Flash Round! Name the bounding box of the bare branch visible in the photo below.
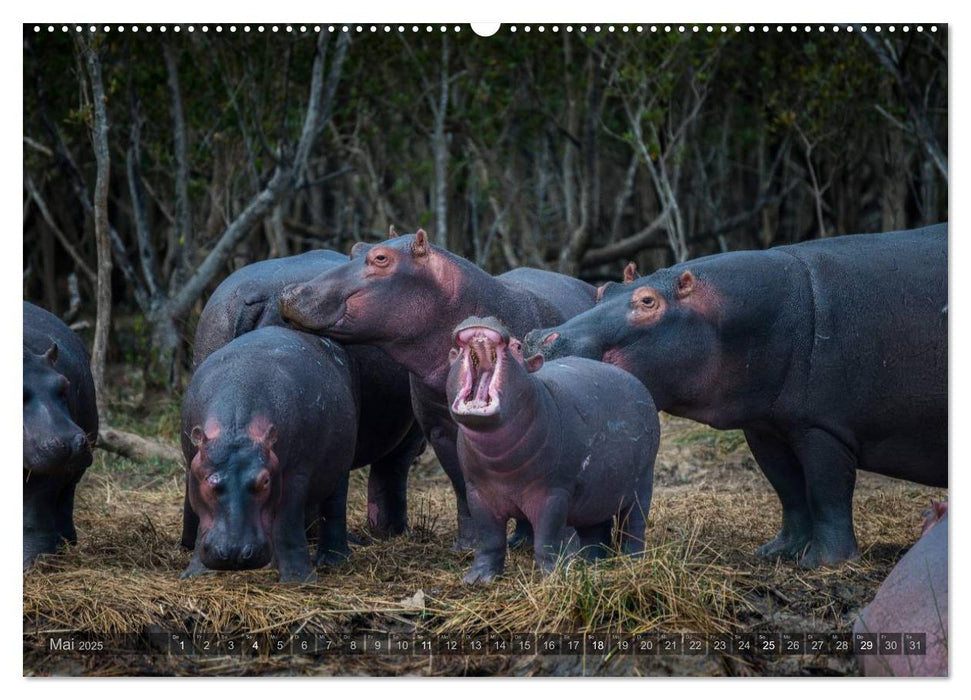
[167,32,349,320]
[24,172,96,283]
[163,43,195,283]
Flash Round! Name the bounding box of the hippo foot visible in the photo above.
[462,566,501,585]
[315,548,350,570]
[179,560,212,579]
[278,567,318,584]
[796,540,860,569]
[755,532,812,560]
[367,527,406,541]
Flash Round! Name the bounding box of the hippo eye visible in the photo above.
[206,473,224,493]
[640,296,657,308]
[372,253,389,266]
[252,473,271,493]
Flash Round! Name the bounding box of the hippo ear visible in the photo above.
[412,229,429,257]
[250,423,278,449]
[388,224,399,239]
[623,262,638,284]
[675,270,695,299]
[44,343,58,365]
[350,241,371,259]
[263,425,278,448]
[189,425,207,448]
[448,348,460,365]
[596,283,612,303]
[525,353,545,374]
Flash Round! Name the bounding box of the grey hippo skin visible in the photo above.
[445,316,658,583]
[23,301,98,569]
[278,229,596,550]
[184,249,424,551]
[526,225,947,568]
[853,502,948,676]
[182,326,366,583]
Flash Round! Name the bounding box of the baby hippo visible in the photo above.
[181,326,359,583]
[446,316,659,583]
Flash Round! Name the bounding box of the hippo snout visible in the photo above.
[524,329,561,358]
[279,283,307,313]
[31,431,90,467]
[201,538,271,571]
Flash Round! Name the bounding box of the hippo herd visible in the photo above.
[23,223,948,674]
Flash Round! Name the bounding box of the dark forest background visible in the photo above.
[23,26,948,391]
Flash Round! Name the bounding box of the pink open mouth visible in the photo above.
[452,326,506,417]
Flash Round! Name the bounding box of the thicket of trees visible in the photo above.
[23,26,947,386]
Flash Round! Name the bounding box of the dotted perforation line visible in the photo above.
[31,24,941,35]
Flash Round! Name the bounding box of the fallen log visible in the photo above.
[98,427,182,463]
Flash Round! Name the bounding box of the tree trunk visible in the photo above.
[78,34,113,424]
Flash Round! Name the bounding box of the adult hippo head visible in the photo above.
[279,228,452,346]
[23,344,92,475]
[525,265,725,420]
[186,419,280,571]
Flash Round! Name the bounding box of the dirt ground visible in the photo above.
[23,381,946,677]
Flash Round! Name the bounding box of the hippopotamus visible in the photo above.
[445,317,658,583]
[279,228,597,549]
[23,301,98,569]
[526,225,947,568]
[182,326,367,583]
[853,502,948,676]
[185,249,424,548]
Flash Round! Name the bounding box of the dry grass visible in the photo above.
[23,397,946,677]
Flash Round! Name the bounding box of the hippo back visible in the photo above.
[193,250,348,366]
[182,326,359,465]
[23,301,98,441]
[496,267,596,325]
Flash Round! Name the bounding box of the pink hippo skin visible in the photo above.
[445,316,659,583]
[279,228,596,550]
[852,502,948,676]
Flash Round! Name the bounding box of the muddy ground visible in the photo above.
[23,379,945,677]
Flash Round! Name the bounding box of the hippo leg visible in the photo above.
[180,551,211,579]
[23,491,60,570]
[746,429,814,560]
[53,475,81,546]
[462,486,507,584]
[428,428,477,551]
[316,474,351,569]
[180,488,199,550]
[272,477,317,584]
[617,472,653,557]
[792,428,859,568]
[367,425,424,537]
[576,521,612,561]
[532,492,572,575]
[508,520,534,550]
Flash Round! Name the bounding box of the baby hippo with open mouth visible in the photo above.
[446,316,660,583]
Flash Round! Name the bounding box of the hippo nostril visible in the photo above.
[42,437,66,456]
[239,544,254,561]
[71,434,88,454]
[215,544,231,561]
